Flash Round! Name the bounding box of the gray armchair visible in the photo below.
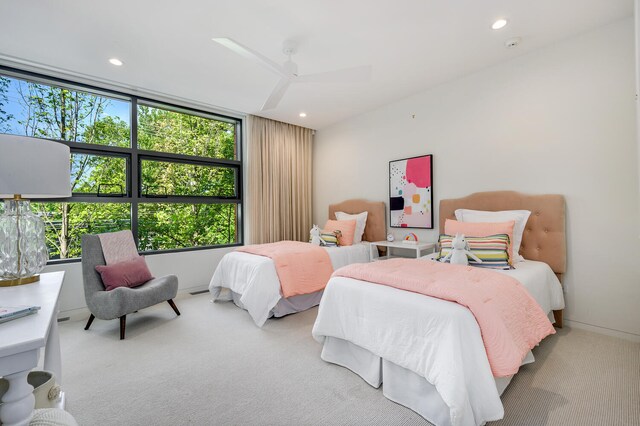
[81,234,180,340]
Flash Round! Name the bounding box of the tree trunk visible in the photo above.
[59,203,71,259]
[227,205,233,243]
[59,90,67,140]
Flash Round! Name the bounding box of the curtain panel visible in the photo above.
[248,116,313,244]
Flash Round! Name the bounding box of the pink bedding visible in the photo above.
[237,241,333,298]
[333,258,555,377]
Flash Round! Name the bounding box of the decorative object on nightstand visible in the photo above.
[0,134,71,287]
[402,232,419,245]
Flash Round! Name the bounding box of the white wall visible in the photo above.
[636,1,640,235]
[313,19,640,339]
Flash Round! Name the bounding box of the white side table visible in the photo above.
[0,271,65,426]
[369,241,436,261]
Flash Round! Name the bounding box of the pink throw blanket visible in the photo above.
[237,241,333,298]
[98,230,139,265]
[333,258,555,377]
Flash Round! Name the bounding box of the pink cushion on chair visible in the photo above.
[95,256,154,291]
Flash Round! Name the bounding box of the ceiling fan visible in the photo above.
[212,38,372,111]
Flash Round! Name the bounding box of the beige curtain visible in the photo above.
[248,115,313,244]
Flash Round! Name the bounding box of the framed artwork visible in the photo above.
[389,154,433,229]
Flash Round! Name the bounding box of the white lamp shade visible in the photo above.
[0,134,71,199]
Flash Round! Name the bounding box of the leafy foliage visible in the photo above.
[138,105,236,159]
[0,75,239,259]
[142,161,235,197]
[0,77,12,132]
[138,203,236,251]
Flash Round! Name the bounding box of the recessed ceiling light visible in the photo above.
[109,58,123,66]
[492,19,508,30]
[299,112,307,118]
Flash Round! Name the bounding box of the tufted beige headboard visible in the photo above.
[439,191,566,281]
[329,199,386,243]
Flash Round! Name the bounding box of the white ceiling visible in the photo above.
[0,0,633,129]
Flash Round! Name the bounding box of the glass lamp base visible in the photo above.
[0,199,49,282]
[0,274,40,287]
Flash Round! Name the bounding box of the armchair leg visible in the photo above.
[84,314,95,330]
[120,315,127,340]
[167,299,181,316]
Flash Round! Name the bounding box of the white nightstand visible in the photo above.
[369,240,437,261]
[0,272,66,425]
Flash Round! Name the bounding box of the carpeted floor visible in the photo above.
[58,293,640,426]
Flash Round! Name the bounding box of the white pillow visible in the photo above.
[454,209,531,262]
[335,211,368,244]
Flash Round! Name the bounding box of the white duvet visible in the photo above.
[209,243,371,326]
[312,259,564,426]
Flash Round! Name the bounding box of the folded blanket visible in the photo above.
[237,241,333,298]
[333,258,555,377]
[97,230,139,265]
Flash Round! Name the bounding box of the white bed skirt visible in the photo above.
[226,288,324,318]
[210,243,372,326]
[321,337,518,426]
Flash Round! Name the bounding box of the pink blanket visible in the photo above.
[98,230,139,265]
[333,258,555,377]
[237,241,333,298]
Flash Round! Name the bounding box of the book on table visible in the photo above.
[0,305,41,324]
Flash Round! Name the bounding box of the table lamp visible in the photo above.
[0,134,71,286]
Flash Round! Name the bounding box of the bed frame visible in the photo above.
[328,199,387,243]
[439,191,566,327]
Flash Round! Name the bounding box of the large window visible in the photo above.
[0,69,242,261]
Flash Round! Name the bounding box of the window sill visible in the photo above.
[45,242,244,265]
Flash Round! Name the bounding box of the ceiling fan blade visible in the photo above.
[261,77,291,111]
[212,37,286,76]
[296,65,372,84]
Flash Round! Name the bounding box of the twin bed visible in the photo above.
[209,191,566,426]
[209,199,386,326]
[313,191,566,426]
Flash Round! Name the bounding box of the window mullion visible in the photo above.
[131,97,140,248]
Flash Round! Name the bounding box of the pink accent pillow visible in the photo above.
[323,219,357,246]
[95,256,154,291]
[444,219,516,264]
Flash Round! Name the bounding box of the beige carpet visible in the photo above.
[58,293,640,425]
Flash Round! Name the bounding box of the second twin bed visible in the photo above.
[209,199,386,326]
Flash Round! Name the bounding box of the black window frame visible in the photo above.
[0,66,244,264]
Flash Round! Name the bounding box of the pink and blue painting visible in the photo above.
[389,154,433,229]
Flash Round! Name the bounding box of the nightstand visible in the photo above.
[369,241,436,261]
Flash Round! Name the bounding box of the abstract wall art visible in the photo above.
[389,154,433,229]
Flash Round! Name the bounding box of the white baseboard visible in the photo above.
[57,306,92,322]
[565,319,640,343]
[57,285,211,321]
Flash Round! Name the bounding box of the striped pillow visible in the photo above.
[320,232,339,247]
[310,231,340,246]
[438,234,511,270]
